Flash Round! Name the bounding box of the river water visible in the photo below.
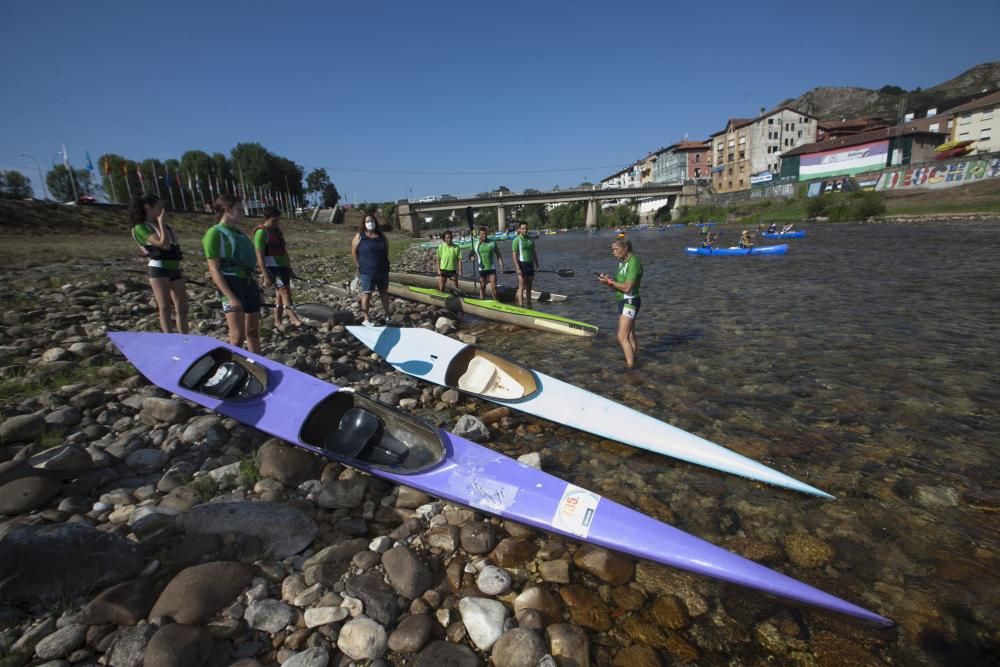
[463,222,999,664]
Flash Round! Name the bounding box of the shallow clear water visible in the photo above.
[468,222,1000,663]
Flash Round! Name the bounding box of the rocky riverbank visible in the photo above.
[0,244,892,667]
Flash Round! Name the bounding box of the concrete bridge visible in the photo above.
[395,183,696,235]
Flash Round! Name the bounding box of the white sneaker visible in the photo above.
[362,319,375,328]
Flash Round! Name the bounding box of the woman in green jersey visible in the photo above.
[203,193,261,353]
[254,206,303,328]
[511,221,540,307]
[470,225,506,299]
[436,230,464,292]
[597,238,642,368]
[129,194,189,334]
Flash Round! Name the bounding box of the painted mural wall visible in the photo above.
[799,140,890,181]
[876,155,1000,191]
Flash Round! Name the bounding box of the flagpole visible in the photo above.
[164,165,176,209]
[104,159,117,203]
[177,172,187,210]
[61,144,79,202]
[151,163,162,198]
[123,164,133,199]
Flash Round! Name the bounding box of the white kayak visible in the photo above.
[347,326,833,498]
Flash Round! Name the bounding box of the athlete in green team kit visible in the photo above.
[598,238,643,368]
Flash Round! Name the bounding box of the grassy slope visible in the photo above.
[0,200,417,274]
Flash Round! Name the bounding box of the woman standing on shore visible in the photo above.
[511,221,540,307]
[471,225,506,299]
[129,194,189,334]
[203,193,261,352]
[597,238,642,368]
[351,213,393,326]
[254,206,304,328]
[436,230,463,292]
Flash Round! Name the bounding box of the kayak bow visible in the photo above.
[388,271,568,303]
[346,326,833,498]
[107,332,891,626]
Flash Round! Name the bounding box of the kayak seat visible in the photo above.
[325,407,407,466]
[457,356,498,395]
[201,362,250,398]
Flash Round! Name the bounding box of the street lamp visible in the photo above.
[19,154,48,200]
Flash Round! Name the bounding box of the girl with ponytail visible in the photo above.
[129,193,189,333]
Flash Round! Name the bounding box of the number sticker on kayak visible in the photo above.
[552,484,601,538]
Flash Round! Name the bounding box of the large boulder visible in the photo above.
[144,623,214,667]
[183,501,318,559]
[382,546,435,599]
[258,438,321,486]
[0,523,144,604]
[148,561,254,624]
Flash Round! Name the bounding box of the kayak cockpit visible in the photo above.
[299,391,445,474]
[180,348,267,401]
[445,347,538,402]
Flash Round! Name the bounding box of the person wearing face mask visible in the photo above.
[351,213,393,326]
[203,193,261,352]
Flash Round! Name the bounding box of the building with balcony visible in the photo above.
[948,90,1000,155]
[650,141,710,183]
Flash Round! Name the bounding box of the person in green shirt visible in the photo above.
[436,230,464,292]
[470,225,506,299]
[597,238,643,368]
[254,206,303,328]
[129,194,189,334]
[203,193,261,353]
[511,221,540,307]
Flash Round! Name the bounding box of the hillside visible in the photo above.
[780,62,1000,120]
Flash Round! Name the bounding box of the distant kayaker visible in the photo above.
[471,225,506,299]
[204,193,261,353]
[597,238,642,369]
[511,221,540,307]
[767,223,778,233]
[781,222,796,233]
[739,229,757,249]
[702,231,720,249]
[254,206,304,328]
[351,213,393,327]
[436,230,464,292]
[129,193,189,334]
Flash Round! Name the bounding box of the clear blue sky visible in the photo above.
[1,0,997,202]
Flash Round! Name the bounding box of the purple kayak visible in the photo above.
[107,332,892,626]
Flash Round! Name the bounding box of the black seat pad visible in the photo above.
[201,362,249,398]
[325,408,384,458]
[180,356,216,390]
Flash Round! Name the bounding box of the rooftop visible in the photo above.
[782,127,945,157]
[946,90,1000,116]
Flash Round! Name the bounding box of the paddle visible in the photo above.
[502,268,575,277]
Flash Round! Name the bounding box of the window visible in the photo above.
[738,137,746,145]
[728,139,735,148]
[768,118,774,125]
[738,151,745,159]
[929,123,939,132]
[982,109,994,120]
[959,132,970,139]
[798,130,802,138]
[727,154,734,163]
[739,179,744,187]
[695,154,700,162]
[716,142,724,150]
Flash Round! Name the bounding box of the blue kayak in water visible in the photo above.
[686,244,789,256]
[762,231,806,239]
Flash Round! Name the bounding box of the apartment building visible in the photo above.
[709,119,753,193]
[749,107,818,179]
[948,90,1000,155]
[650,141,710,183]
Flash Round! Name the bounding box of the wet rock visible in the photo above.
[460,521,496,554]
[441,389,460,404]
[337,616,387,661]
[0,473,61,514]
[491,538,537,567]
[427,524,460,552]
[611,644,660,667]
[414,640,481,667]
[259,438,320,487]
[105,624,156,667]
[559,585,611,632]
[492,628,546,667]
[726,537,785,566]
[539,559,571,584]
[620,615,669,649]
[141,397,193,424]
[517,452,542,469]
[611,585,645,612]
[388,613,433,654]
[573,545,634,585]
[481,407,510,424]
[352,549,380,569]
[34,624,87,660]
[396,485,432,509]
[662,632,699,663]
[29,445,91,479]
[382,545,435,599]
[180,415,225,445]
[183,500,318,559]
[245,599,296,633]
[0,522,143,603]
[80,578,157,626]
[1,414,45,443]
[453,415,489,441]
[477,565,512,595]
[515,587,562,626]
[783,534,834,568]
[547,623,590,667]
[304,606,348,628]
[459,597,510,650]
[343,571,399,626]
[144,623,213,667]
[281,647,330,667]
[315,477,367,509]
[914,485,960,508]
[651,595,690,630]
[148,561,254,624]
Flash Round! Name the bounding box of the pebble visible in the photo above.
[491,628,547,667]
[281,647,331,667]
[388,614,433,654]
[476,565,512,595]
[337,617,388,661]
[458,597,510,650]
[245,598,296,633]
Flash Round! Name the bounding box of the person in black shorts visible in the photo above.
[129,194,189,333]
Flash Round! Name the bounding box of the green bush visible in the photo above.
[849,191,886,219]
[806,195,828,218]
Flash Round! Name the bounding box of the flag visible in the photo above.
[103,158,110,175]
[136,163,144,183]
[85,152,95,174]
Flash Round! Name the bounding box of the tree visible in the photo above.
[518,203,548,228]
[230,143,271,189]
[46,165,92,202]
[1,170,33,199]
[99,154,135,204]
[306,168,331,205]
[212,153,233,191]
[321,183,340,208]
